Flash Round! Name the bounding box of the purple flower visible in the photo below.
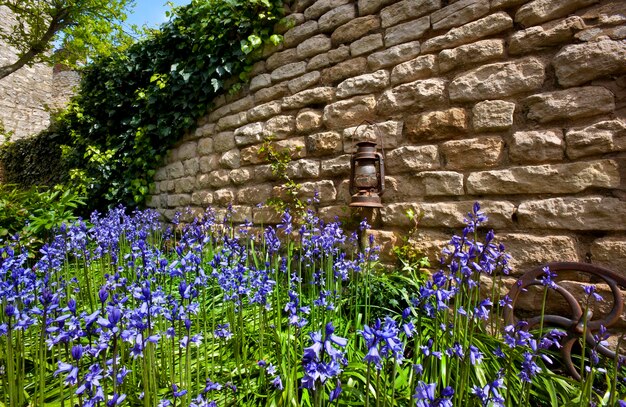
[539,266,557,289]
[583,285,603,302]
[329,379,342,402]
[413,382,454,407]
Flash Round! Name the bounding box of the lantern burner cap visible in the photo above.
[349,192,383,208]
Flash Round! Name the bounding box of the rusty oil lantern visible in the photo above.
[349,125,385,208]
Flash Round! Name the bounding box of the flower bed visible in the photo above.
[0,204,623,406]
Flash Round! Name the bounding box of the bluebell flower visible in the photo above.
[413,381,454,407]
[539,266,557,289]
[583,285,603,302]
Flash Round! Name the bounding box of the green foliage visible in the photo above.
[393,208,430,273]
[0,184,85,246]
[56,0,285,209]
[0,0,135,79]
[0,131,69,187]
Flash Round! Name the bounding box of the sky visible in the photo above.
[125,0,192,30]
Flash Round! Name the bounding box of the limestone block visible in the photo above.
[265,115,295,138]
[234,122,265,146]
[467,160,620,194]
[154,167,168,181]
[525,87,615,123]
[297,34,332,59]
[365,230,400,262]
[175,176,196,193]
[237,185,272,205]
[255,164,276,182]
[332,15,380,45]
[498,234,580,275]
[284,20,319,48]
[515,0,599,27]
[385,145,439,173]
[198,138,213,155]
[491,0,530,9]
[229,168,253,185]
[287,71,321,94]
[271,61,307,82]
[266,49,299,72]
[431,0,490,31]
[380,0,441,28]
[390,55,438,85]
[442,137,503,170]
[199,155,219,173]
[309,46,351,70]
[167,194,191,208]
[191,191,213,207]
[194,123,214,139]
[343,120,403,152]
[591,238,626,275]
[281,87,336,109]
[177,142,197,160]
[321,154,351,177]
[167,162,184,179]
[228,96,255,114]
[323,95,377,128]
[381,201,515,228]
[286,159,320,179]
[449,57,545,102]
[510,130,564,163]
[509,16,585,55]
[183,158,199,176]
[219,149,241,169]
[250,74,272,91]
[306,131,343,156]
[384,16,430,47]
[406,108,467,140]
[518,197,626,230]
[358,0,397,16]
[421,12,513,53]
[214,188,235,206]
[377,78,447,114]
[299,180,337,203]
[472,100,515,132]
[566,120,626,159]
[417,171,464,196]
[248,101,282,122]
[253,206,283,224]
[213,132,236,153]
[274,13,305,35]
[321,57,368,84]
[553,40,626,87]
[337,70,390,98]
[255,84,289,104]
[296,109,323,132]
[351,33,384,56]
[319,4,356,32]
[305,0,351,20]
[367,41,421,70]
[216,112,247,132]
[438,39,505,73]
[246,138,305,166]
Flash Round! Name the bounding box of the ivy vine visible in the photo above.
[52,0,285,208]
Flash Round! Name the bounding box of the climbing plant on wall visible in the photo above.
[53,0,284,208]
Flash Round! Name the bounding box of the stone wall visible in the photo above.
[0,6,80,140]
[148,0,626,276]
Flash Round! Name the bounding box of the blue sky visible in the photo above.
[125,0,191,30]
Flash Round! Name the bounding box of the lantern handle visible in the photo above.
[350,120,385,159]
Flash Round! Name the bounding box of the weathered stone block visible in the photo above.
[406,108,467,140]
[438,39,505,73]
[442,137,503,169]
[566,120,626,159]
[229,168,252,185]
[287,71,321,94]
[472,100,515,132]
[553,40,626,87]
[175,176,196,193]
[265,115,295,138]
[167,162,185,179]
[449,57,545,102]
[422,12,513,53]
[510,130,563,163]
[358,0,396,16]
[250,74,272,91]
[284,20,319,48]
[213,132,236,153]
[247,102,281,124]
[191,191,213,206]
[296,109,323,132]
[386,145,439,173]
[213,188,235,206]
[384,16,430,47]
[431,0,490,31]
[343,120,403,152]
[183,158,199,177]
[297,34,332,59]
[266,49,299,72]
[378,78,447,114]
[498,234,580,274]
[216,112,247,132]
[518,197,626,230]
[351,33,384,56]
[237,185,272,205]
[367,41,421,70]
[299,180,337,203]
[286,159,320,179]
[167,194,191,208]
[491,0,529,9]
[305,0,351,20]
[281,87,336,109]
[319,4,356,32]
[509,16,585,55]
[254,84,289,104]
[467,160,620,194]
[321,154,351,177]
[177,142,197,160]
[309,46,351,71]
[365,230,400,262]
[337,70,390,98]
[234,122,265,146]
[515,0,599,27]
[323,95,377,128]
[273,13,305,35]
[380,0,441,28]
[332,15,380,45]
[390,55,437,85]
[199,155,219,173]
[417,171,464,196]
[271,61,307,82]
[219,149,241,169]
[306,131,343,156]
[321,58,367,84]
[253,206,283,224]
[525,87,615,123]
[591,238,626,275]
[198,138,213,155]
[382,201,515,228]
